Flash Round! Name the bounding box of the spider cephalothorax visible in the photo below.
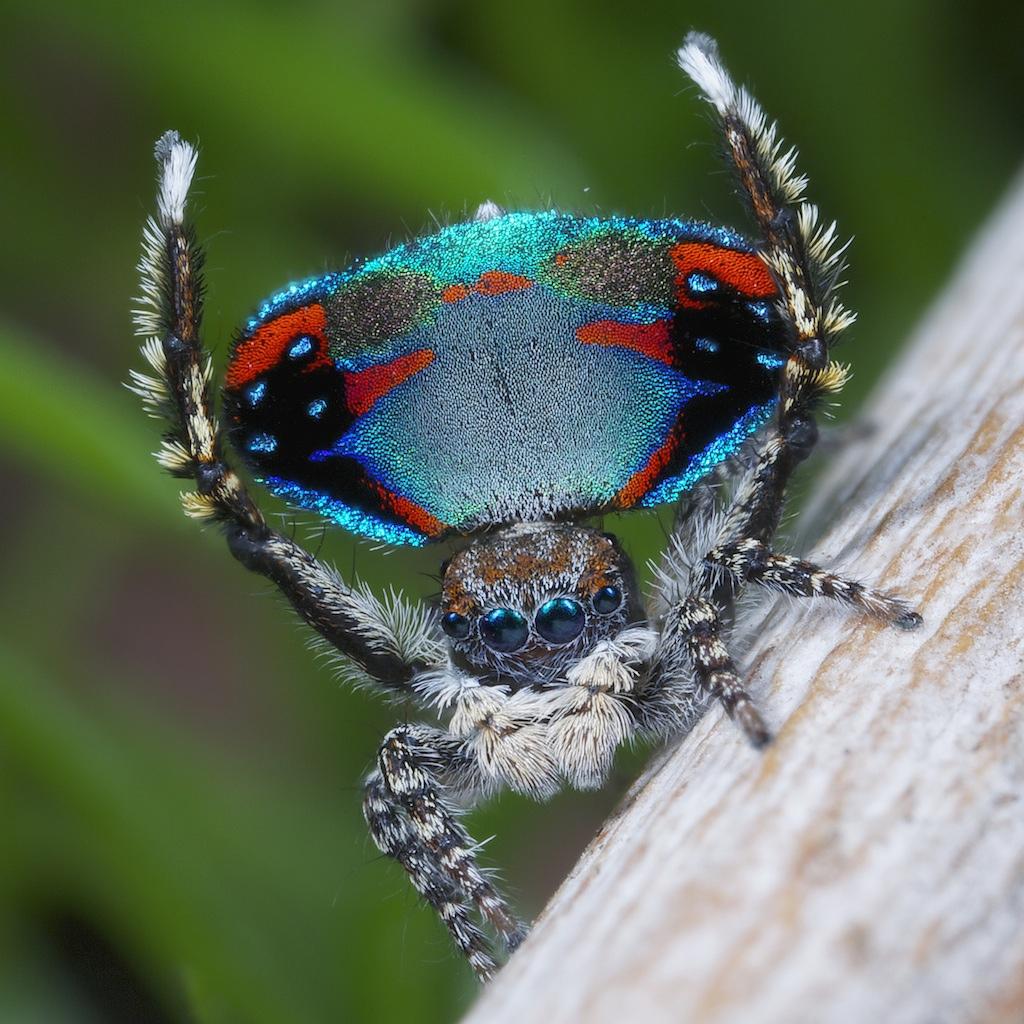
[439,523,642,688]
[132,33,919,980]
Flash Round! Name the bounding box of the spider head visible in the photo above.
[440,523,642,689]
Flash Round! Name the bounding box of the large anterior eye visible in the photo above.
[480,608,529,652]
[534,598,585,644]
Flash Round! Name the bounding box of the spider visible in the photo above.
[131,33,920,980]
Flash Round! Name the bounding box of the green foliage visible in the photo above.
[0,0,1020,1020]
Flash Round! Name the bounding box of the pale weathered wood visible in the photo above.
[463,170,1024,1024]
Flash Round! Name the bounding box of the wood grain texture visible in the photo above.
[462,171,1024,1024]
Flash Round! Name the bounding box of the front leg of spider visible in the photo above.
[133,31,920,984]
[132,134,523,976]
[364,725,527,980]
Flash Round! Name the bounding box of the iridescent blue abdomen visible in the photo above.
[223,211,787,545]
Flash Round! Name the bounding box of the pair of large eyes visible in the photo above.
[442,586,623,654]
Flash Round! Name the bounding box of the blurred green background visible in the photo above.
[1,1,1021,1021]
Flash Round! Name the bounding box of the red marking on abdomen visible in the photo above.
[379,488,445,538]
[225,304,330,389]
[614,431,679,508]
[442,271,534,303]
[344,348,435,417]
[577,319,673,365]
[474,270,533,295]
[670,242,776,309]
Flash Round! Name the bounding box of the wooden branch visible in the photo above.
[462,170,1024,1024]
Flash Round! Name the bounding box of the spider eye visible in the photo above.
[441,611,471,640]
[592,585,623,615]
[535,598,585,644]
[480,608,529,652]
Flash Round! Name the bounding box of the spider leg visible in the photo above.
[133,131,524,980]
[364,724,527,979]
[649,36,921,744]
[709,539,921,628]
[131,132,434,690]
[679,32,856,548]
